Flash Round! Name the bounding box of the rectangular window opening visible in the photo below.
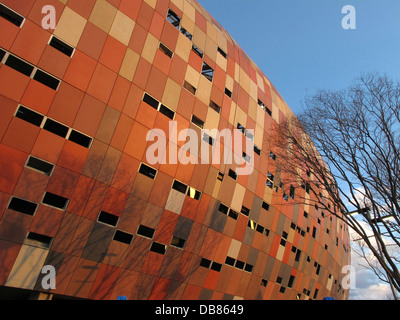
[228,209,238,220]
[210,262,222,272]
[137,225,155,239]
[42,192,69,210]
[201,62,214,82]
[15,106,44,127]
[191,115,204,129]
[269,151,277,161]
[225,256,235,266]
[159,104,175,119]
[228,169,237,180]
[97,211,119,227]
[217,172,224,181]
[261,279,268,287]
[170,236,186,249]
[241,206,250,216]
[159,42,173,58]
[218,203,229,215]
[202,133,214,146]
[254,145,261,156]
[200,258,211,268]
[192,44,203,58]
[43,118,69,138]
[183,80,196,95]
[26,232,52,248]
[224,87,232,98]
[33,69,60,90]
[49,36,74,57]
[150,241,167,255]
[235,260,245,270]
[68,130,92,148]
[187,187,201,200]
[26,156,54,176]
[143,93,159,110]
[113,230,133,244]
[0,48,5,62]
[5,55,34,76]
[8,197,37,216]
[180,26,192,40]
[217,47,227,58]
[256,224,265,234]
[262,201,270,211]
[209,100,221,114]
[0,4,24,27]
[166,9,180,28]
[172,180,188,194]
[244,263,253,273]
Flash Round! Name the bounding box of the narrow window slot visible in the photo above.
[244,263,253,273]
[228,169,237,180]
[191,115,204,129]
[5,55,34,76]
[138,163,157,179]
[237,123,245,134]
[201,62,214,82]
[26,156,54,176]
[113,230,133,244]
[143,93,159,109]
[0,48,5,62]
[242,152,250,163]
[97,211,119,227]
[209,100,221,114]
[170,236,186,248]
[210,262,222,272]
[254,145,261,156]
[217,47,227,59]
[68,130,92,148]
[191,44,203,58]
[256,224,265,234]
[159,43,173,58]
[15,106,44,127]
[228,209,238,220]
[137,225,155,239]
[202,133,214,146]
[261,279,268,287]
[200,258,211,268]
[217,172,224,181]
[26,232,52,248]
[0,3,24,27]
[262,201,270,211]
[159,104,175,120]
[279,286,286,293]
[43,118,69,138]
[235,260,245,270]
[218,203,229,215]
[166,9,180,29]
[8,197,37,215]
[49,36,74,57]
[183,80,196,95]
[269,151,277,161]
[224,87,232,98]
[42,192,69,210]
[150,241,167,255]
[180,26,192,40]
[225,256,235,266]
[187,187,201,200]
[172,180,188,194]
[241,206,250,216]
[33,69,60,90]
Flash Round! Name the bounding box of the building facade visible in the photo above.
[0,0,350,300]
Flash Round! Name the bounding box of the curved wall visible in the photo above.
[0,0,350,300]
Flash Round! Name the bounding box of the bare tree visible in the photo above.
[272,73,400,299]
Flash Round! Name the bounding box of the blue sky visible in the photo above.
[199,0,400,299]
[200,0,400,115]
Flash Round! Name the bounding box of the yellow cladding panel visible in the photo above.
[231,183,245,212]
[119,48,140,81]
[109,11,135,46]
[54,7,87,47]
[6,245,49,290]
[89,0,117,33]
[162,78,181,111]
[141,33,159,64]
